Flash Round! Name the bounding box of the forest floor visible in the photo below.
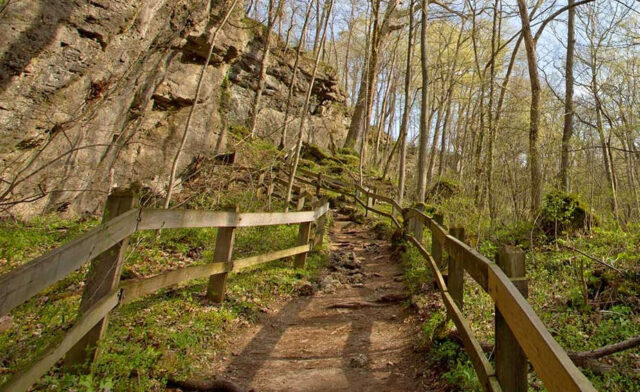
[205,213,445,392]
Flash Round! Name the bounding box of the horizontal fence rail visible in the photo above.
[0,209,139,317]
[405,209,595,392]
[119,244,312,304]
[0,186,329,392]
[290,169,597,392]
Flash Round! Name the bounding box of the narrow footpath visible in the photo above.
[211,213,437,391]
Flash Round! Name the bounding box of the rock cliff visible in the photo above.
[0,0,349,218]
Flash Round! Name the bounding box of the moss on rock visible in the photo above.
[540,190,596,237]
[301,142,330,162]
[337,147,359,158]
[426,179,461,203]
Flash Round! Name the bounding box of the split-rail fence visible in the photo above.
[295,167,597,392]
[0,163,600,392]
[0,187,329,392]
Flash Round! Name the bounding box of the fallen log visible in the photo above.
[559,243,624,274]
[567,335,640,361]
[470,334,640,377]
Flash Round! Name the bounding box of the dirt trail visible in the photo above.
[212,214,435,391]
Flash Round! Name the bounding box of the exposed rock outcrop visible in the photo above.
[0,0,349,218]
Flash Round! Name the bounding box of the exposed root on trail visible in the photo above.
[167,377,244,391]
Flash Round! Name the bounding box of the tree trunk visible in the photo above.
[426,103,442,187]
[344,0,380,151]
[343,1,355,106]
[516,0,543,214]
[398,0,415,205]
[285,0,334,210]
[416,0,430,202]
[588,17,620,221]
[559,0,575,191]
[344,0,400,151]
[374,47,398,165]
[249,0,283,139]
[279,0,314,149]
[485,0,501,221]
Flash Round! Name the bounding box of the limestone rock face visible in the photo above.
[0,0,348,218]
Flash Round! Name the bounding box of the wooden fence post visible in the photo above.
[312,199,327,247]
[65,187,137,369]
[413,204,425,242]
[431,213,444,265]
[206,208,237,303]
[495,245,528,392]
[316,173,322,197]
[448,227,465,309]
[267,167,276,210]
[295,221,312,268]
[293,184,303,210]
[296,194,306,211]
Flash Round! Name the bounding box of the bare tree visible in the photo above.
[164,0,239,209]
[559,0,576,191]
[249,0,285,139]
[416,0,430,202]
[284,0,334,210]
[398,0,415,205]
[279,0,314,149]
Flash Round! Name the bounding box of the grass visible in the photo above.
[383,197,640,391]
[0,215,100,274]
[0,211,329,391]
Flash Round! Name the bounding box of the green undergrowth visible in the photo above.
[399,237,482,391]
[0,211,330,390]
[0,215,100,274]
[414,196,640,391]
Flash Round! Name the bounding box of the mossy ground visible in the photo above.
[0,141,332,392]
[347,188,639,391]
[0,213,329,390]
[397,198,640,392]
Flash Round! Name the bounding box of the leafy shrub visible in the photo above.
[229,124,249,137]
[426,179,462,203]
[539,190,595,238]
[372,221,394,240]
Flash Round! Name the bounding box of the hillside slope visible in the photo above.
[0,0,348,218]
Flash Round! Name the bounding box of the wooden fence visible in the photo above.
[0,188,329,392]
[297,169,597,392]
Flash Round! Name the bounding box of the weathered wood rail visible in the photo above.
[0,188,329,392]
[295,169,597,392]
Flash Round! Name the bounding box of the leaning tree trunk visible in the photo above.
[559,0,575,191]
[249,0,283,138]
[279,0,314,149]
[164,0,239,209]
[284,0,334,211]
[343,0,381,151]
[397,0,415,205]
[516,0,543,214]
[416,0,430,202]
[343,0,355,105]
